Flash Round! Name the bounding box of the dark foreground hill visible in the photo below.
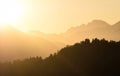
[0,39,120,76]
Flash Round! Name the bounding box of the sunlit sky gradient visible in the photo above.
[0,0,120,33]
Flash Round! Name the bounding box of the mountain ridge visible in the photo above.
[0,20,120,61]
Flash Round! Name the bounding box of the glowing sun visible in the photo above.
[0,0,24,25]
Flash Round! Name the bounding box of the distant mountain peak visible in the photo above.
[66,20,111,33]
[88,20,110,26]
[92,19,106,23]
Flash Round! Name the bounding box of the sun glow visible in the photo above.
[0,0,24,25]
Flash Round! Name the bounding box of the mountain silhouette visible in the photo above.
[0,39,120,76]
[0,25,64,61]
[0,20,120,61]
[58,20,120,44]
[32,20,120,45]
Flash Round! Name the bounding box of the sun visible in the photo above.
[0,0,24,25]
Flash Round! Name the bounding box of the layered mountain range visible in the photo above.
[0,20,120,61]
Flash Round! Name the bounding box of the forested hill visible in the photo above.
[0,39,120,76]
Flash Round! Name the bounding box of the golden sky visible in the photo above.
[0,0,120,33]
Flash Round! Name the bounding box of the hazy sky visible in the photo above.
[1,0,120,33]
